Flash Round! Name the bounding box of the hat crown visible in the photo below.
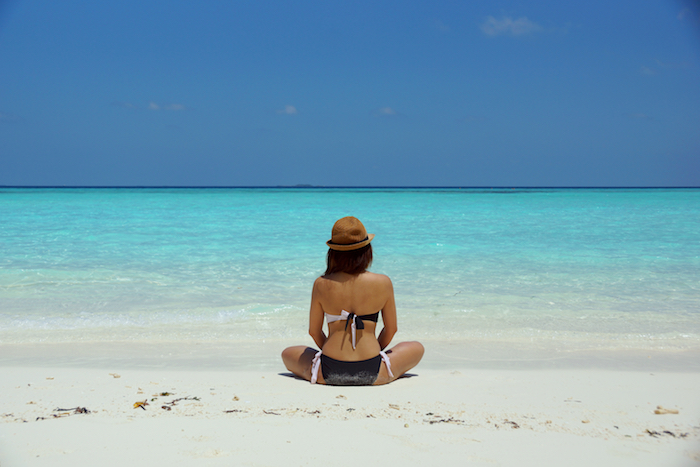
[326,217,375,251]
[331,217,367,245]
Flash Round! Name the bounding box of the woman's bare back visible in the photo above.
[311,272,396,361]
[315,271,391,316]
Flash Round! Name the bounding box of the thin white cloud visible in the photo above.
[678,8,690,20]
[375,107,397,116]
[147,102,185,111]
[481,16,542,36]
[655,58,692,70]
[277,105,298,115]
[433,19,450,32]
[640,66,656,75]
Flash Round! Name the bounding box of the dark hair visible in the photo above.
[325,244,373,275]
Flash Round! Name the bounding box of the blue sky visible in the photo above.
[1,0,699,186]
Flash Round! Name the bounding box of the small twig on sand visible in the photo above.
[54,407,90,414]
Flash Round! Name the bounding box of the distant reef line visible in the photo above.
[1,185,698,190]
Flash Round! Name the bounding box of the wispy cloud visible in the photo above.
[677,6,700,23]
[627,112,652,120]
[655,58,692,70]
[481,16,542,36]
[374,107,397,117]
[113,101,186,111]
[146,102,186,111]
[638,59,695,77]
[277,105,298,115]
[433,19,450,32]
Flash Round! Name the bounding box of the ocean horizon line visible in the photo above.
[1,185,699,190]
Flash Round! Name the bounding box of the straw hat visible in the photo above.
[326,217,375,251]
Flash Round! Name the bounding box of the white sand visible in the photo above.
[1,342,699,466]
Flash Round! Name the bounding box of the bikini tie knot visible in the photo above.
[344,313,365,331]
[344,312,364,349]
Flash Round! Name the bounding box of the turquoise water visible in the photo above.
[1,188,699,352]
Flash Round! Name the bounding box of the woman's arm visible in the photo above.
[308,278,327,349]
[377,277,398,350]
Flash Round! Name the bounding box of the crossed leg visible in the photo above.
[281,345,319,382]
[374,341,424,385]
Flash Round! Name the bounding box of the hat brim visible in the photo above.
[326,233,375,251]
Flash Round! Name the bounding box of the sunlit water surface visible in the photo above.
[1,188,698,355]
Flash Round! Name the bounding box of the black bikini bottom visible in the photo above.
[321,354,382,386]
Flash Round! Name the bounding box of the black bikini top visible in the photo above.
[324,311,379,325]
[358,312,379,322]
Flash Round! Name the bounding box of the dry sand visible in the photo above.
[1,341,699,466]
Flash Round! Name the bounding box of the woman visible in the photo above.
[282,216,424,385]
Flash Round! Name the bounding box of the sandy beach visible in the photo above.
[1,341,698,467]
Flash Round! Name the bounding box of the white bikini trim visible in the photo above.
[382,351,394,378]
[326,310,356,348]
[310,350,323,384]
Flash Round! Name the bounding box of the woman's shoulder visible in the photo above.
[315,271,392,286]
[356,272,393,291]
[313,275,331,290]
[361,271,392,283]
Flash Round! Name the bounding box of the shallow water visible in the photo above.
[1,188,698,353]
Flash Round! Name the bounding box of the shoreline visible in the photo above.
[2,340,699,372]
